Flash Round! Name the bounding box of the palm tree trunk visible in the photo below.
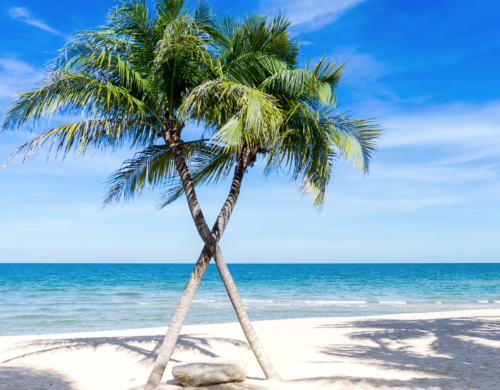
[169,142,282,381]
[212,244,282,380]
[145,158,246,390]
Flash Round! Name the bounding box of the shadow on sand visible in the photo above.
[0,366,73,390]
[2,333,250,366]
[315,315,500,389]
[1,334,251,389]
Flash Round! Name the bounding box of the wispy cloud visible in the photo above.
[332,101,500,214]
[334,47,389,83]
[261,0,365,33]
[380,101,500,151]
[326,47,408,108]
[0,57,42,101]
[9,7,66,37]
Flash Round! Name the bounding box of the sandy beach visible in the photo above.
[1,309,499,390]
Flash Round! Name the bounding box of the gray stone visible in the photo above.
[172,361,247,387]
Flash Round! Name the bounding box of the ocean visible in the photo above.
[1,263,499,336]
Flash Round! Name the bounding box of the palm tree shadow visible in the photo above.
[2,333,250,366]
[315,315,500,389]
[0,366,74,389]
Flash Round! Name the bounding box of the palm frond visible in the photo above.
[2,71,158,131]
[2,119,156,168]
[328,115,380,173]
[103,139,215,206]
[181,79,283,146]
[157,143,237,208]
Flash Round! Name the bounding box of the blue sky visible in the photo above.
[0,0,499,263]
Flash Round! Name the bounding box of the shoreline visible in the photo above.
[1,308,500,389]
[2,307,499,340]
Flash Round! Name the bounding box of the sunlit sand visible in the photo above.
[1,309,499,389]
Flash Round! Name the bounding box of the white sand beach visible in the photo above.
[1,309,499,390]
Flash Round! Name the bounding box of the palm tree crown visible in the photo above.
[2,0,378,211]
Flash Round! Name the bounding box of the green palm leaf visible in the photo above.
[2,119,157,168]
[157,143,237,208]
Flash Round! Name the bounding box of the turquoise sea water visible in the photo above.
[1,263,500,336]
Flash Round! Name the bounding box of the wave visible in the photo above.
[193,299,217,303]
[299,300,367,306]
[192,299,368,306]
[379,301,407,304]
[242,299,274,303]
[116,293,141,297]
[175,299,371,307]
[8,314,62,319]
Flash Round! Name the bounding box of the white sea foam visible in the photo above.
[435,302,442,304]
[477,300,488,303]
[379,301,407,304]
[303,300,367,306]
[242,299,274,303]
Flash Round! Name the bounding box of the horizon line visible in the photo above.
[1,262,499,265]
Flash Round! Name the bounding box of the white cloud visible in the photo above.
[331,193,462,212]
[9,7,65,37]
[261,0,364,33]
[334,47,389,83]
[8,7,30,18]
[344,101,500,213]
[371,163,498,184]
[308,47,400,108]
[0,57,42,101]
[380,101,500,152]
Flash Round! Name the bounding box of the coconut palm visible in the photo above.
[1,1,380,388]
[102,12,379,389]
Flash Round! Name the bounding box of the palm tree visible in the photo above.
[1,1,380,388]
[102,12,379,389]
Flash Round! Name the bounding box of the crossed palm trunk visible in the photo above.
[145,133,281,390]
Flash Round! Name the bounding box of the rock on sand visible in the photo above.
[172,360,247,387]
